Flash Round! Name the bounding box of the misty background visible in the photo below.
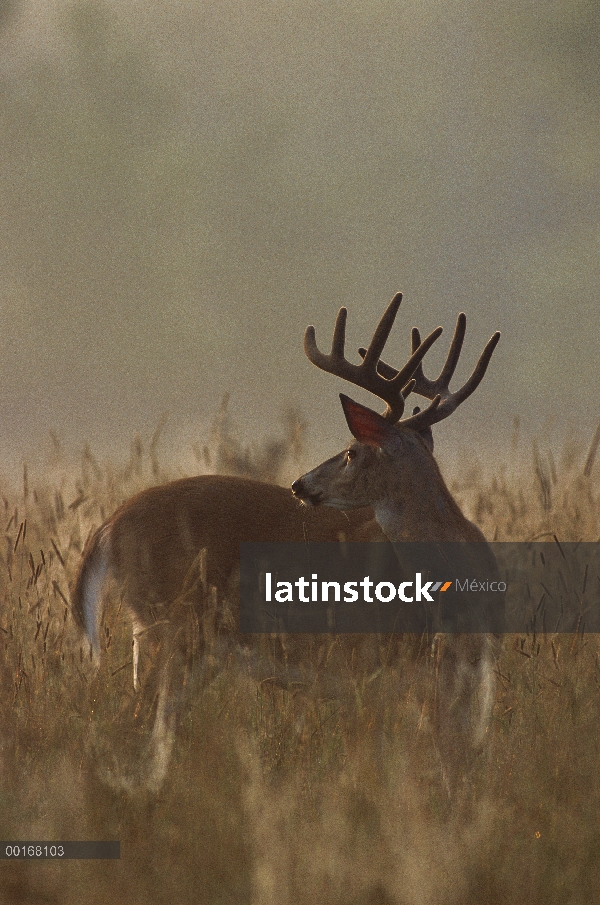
[0,0,598,482]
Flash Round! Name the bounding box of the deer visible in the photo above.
[290,291,501,794]
[71,291,500,796]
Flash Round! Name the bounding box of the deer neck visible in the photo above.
[372,451,480,543]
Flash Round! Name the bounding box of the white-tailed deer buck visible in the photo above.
[291,291,501,793]
[71,290,500,796]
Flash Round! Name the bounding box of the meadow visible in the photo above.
[1,406,600,904]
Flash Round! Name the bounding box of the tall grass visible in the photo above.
[1,411,600,904]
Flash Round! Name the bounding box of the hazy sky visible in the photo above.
[0,0,599,479]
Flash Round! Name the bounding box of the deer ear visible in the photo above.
[339,394,398,448]
[411,406,434,452]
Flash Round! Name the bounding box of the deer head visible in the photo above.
[292,293,500,529]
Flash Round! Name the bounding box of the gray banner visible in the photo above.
[240,542,599,633]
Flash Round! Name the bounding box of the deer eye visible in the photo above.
[345,448,357,464]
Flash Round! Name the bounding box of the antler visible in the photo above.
[359,313,500,431]
[304,292,443,422]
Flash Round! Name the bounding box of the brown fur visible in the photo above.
[71,474,385,636]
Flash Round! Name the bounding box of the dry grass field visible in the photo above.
[1,411,600,904]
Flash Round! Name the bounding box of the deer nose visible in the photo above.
[291,479,303,497]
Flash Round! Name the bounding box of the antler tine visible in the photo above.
[408,312,466,400]
[359,313,500,431]
[304,307,347,372]
[331,306,348,359]
[361,291,403,369]
[304,292,443,421]
[442,329,501,411]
